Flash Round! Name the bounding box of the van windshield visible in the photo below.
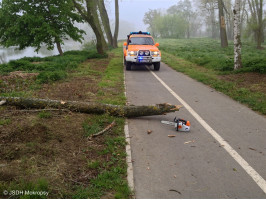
[129,37,154,45]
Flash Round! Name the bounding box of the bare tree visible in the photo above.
[73,0,108,54]
[97,0,119,48]
[209,3,218,38]
[240,0,248,33]
[199,0,218,38]
[224,0,234,40]
[218,0,229,47]
[113,0,119,48]
[233,0,243,70]
[247,0,264,49]
[97,0,113,47]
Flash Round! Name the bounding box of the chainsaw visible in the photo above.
[161,117,191,132]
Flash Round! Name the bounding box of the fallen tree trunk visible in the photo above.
[0,97,181,118]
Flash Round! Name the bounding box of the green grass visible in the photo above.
[81,115,131,199]
[78,47,131,198]
[0,50,108,98]
[158,38,266,74]
[0,118,11,126]
[0,50,107,84]
[97,48,126,105]
[87,160,101,169]
[83,114,116,137]
[38,111,52,119]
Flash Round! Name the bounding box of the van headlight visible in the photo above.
[151,51,160,57]
[145,50,150,56]
[128,51,137,56]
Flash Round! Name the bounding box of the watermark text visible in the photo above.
[3,190,49,197]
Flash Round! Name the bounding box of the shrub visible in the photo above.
[20,56,43,62]
[82,41,97,51]
[242,57,266,74]
[0,63,13,74]
[8,60,35,71]
[37,71,67,84]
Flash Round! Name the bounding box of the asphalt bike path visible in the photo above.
[125,63,266,198]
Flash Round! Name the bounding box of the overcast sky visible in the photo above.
[107,0,178,31]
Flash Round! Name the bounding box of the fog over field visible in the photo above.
[106,0,178,34]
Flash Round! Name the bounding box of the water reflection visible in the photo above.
[0,42,83,64]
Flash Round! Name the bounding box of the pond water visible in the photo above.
[0,42,83,64]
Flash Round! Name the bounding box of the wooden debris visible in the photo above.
[88,120,116,140]
[169,189,181,195]
[184,140,195,144]
[0,97,182,118]
[0,100,6,106]
[168,135,176,138]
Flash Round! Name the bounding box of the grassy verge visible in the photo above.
[0,48,131,198]
[97,48,126,105]
[158,38,266,74]
[162,50,266,114]
[0,50,106,97]
[74,48,131,198]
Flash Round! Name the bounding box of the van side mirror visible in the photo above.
[155,43,159,47]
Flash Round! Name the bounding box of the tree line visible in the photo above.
[144,0,265,49]
[143,0,199,39]
[0,0,119,56]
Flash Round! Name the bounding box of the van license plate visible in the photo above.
[138,59,151,63]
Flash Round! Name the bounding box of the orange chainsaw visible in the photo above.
[161,117,191,132]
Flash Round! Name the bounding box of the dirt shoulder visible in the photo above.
[0,49,131,198]
[219,72,266,94]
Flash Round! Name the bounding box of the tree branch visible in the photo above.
[72,0,90,22]
[0,97,182,118]
[88,120,116,140]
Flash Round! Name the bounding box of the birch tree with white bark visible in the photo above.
[233,0,243,70]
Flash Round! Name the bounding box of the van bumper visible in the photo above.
[125,56,161,64]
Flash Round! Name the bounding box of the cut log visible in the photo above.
[0,97,181,118]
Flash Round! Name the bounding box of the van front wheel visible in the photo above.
[126,62,131,71]
[154,62,160,71]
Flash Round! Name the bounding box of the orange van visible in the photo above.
[123,31,161,71]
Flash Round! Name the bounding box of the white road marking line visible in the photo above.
[149,69,266,194]
[124,121,134,191]
[124,69,135,192]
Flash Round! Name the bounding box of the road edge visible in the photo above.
[124,67,135,194]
